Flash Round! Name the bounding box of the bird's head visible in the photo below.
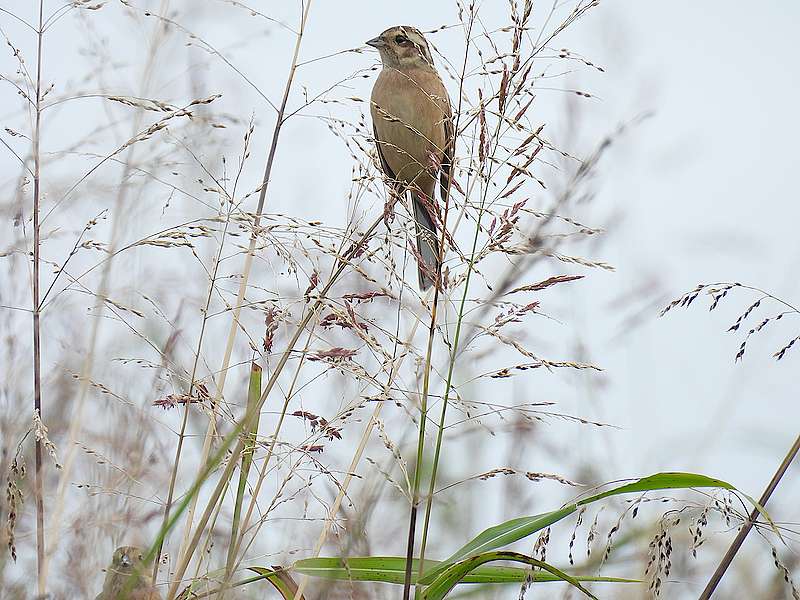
[111,546,146,572]
[366,26,433,70]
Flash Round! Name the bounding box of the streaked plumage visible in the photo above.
[367,26,454,290]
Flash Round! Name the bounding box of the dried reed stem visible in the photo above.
[699,432,800,599]
[32,1,45,594]
[43,2,173,587]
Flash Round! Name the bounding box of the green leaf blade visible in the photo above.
[286,556,637,586]
[420,506,576,584]
[421,471,737,585]
[420,551,600,600]
[577,472,734,506]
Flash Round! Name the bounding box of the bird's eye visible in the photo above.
[395,35,408,44]
[138,553,143,561]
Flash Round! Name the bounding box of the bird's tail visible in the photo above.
[412,192,440,291]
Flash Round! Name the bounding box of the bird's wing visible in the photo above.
[373,122,398,186]
[431,74,456,203]
[439,108,455,202]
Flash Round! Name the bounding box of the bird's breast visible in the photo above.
[371,67,449,190]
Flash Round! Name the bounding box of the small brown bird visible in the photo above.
[367,25,454,290]
[96,546,162,600]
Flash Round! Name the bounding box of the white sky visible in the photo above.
[2,1,799,598]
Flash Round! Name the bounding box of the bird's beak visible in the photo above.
[120,553,132,568]
[366,36,386,49]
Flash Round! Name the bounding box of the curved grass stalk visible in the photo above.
[413,14,476,592]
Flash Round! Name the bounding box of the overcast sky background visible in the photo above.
[258,0,800,501]
[2,1,799,598]
[207,2,800,595]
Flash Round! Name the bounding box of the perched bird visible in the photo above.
[96,546,162,600]
[367,25,454,290]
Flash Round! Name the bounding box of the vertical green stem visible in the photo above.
[414,13,476,596]
[224,362,263,588]
[402,297,440,599]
